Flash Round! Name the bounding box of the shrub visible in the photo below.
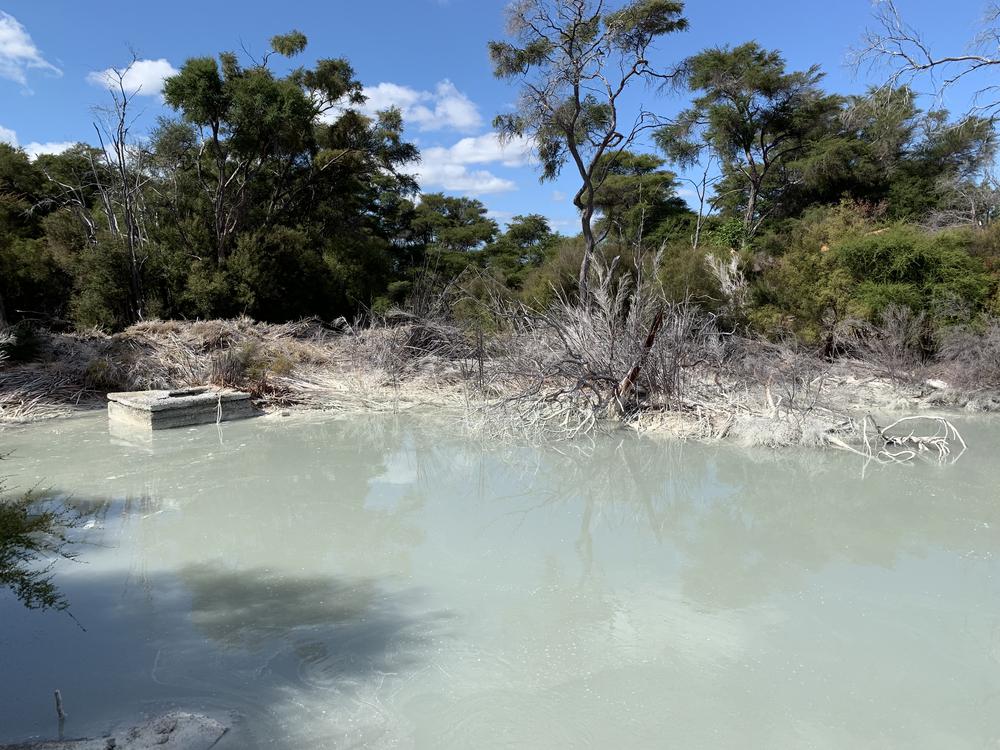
[209,342,264,388]
[657,241,724,310]
[831,226,991,321]
[937,317,1000,388]
[0,322,42,363]
[83,356,128,392]
[229,227,337,322]
[519,236,588,308]
[751,218,993,344]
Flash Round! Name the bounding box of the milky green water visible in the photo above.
[1,412,999,749]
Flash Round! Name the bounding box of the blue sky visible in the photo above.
[0,0,992,231]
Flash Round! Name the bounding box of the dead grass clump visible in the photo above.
[208,343,262,388]
[0,367,100,422]
[82,356,128,392]
[937,317,1000,389]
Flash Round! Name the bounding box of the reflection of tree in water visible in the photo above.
[177,563,451,690]
[0,467,128,614]
[457,433,1000,611]
[106,416,430,578]
[182,563,378,647]
[0,485,78,612]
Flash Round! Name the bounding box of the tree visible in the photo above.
[775,86,996,222]
[410,193,499,287]
[656,43,842,242]
[91,58,155,322]
[591,150,687,246]
[484,213,560,286]
[162,31,367,263]
[0,143,73,326]
[0,144,43,326]
[858,0,1000,119]
[489,0,688,300]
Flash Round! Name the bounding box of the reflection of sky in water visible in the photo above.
[1,413,999,749]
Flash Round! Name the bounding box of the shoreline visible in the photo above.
[1,318,997,453]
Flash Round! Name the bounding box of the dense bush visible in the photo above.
[831,227,991,320]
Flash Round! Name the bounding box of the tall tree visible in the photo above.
[411,194,498,253]
[656,43,842,242]
[405,193,498,311]
[162,31,366,263]
[489,0,688,300]
[760,85,995,222]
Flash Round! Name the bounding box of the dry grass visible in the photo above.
[0,301,983,464]
[0,316,477,424]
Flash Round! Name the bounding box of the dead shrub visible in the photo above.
[937,317,1000,388]
[837,305,926,381]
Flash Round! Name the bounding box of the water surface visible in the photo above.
[1,412,999,748]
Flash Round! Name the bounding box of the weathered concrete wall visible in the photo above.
[107,388,256,430]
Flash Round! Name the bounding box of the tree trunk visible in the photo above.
[578,208,596,302]
[743,180,760,243]
[616,307,665,406]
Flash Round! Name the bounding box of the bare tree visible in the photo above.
[857,0,1000,118]
[677,153,719,251]
[489,0,688,301]
[925,170,1000,228]
[37,57,153,324]
[90,58,154,322]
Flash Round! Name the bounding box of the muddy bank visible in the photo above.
[0,712,226,750]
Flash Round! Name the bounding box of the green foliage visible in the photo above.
[592,151,690,244]
[410,193,498,286]
[747,204,993,341]
[2,17,999,355]
[605,0,688,44]
[0,476,75,612]
[657,242,724,308]
[520,236,588,307]
[483,214,559,288]
[229,227,337,321]
[658,42,842,238]
[68,236,138,330]
[709,219,751,251]
[832,227,991,319]
[270,30,308,57]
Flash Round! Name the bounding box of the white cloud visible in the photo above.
[0,125,74,159]
[549,218,578,231]
[332,81,531,194]
[23,140,74,159]
[419,132,534,168]
[552,190,566,202]
[402,131,535,195]
[87,58,178,97]
[361,79,481,132]
[405,160,516,194]
[0,11,61,86]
